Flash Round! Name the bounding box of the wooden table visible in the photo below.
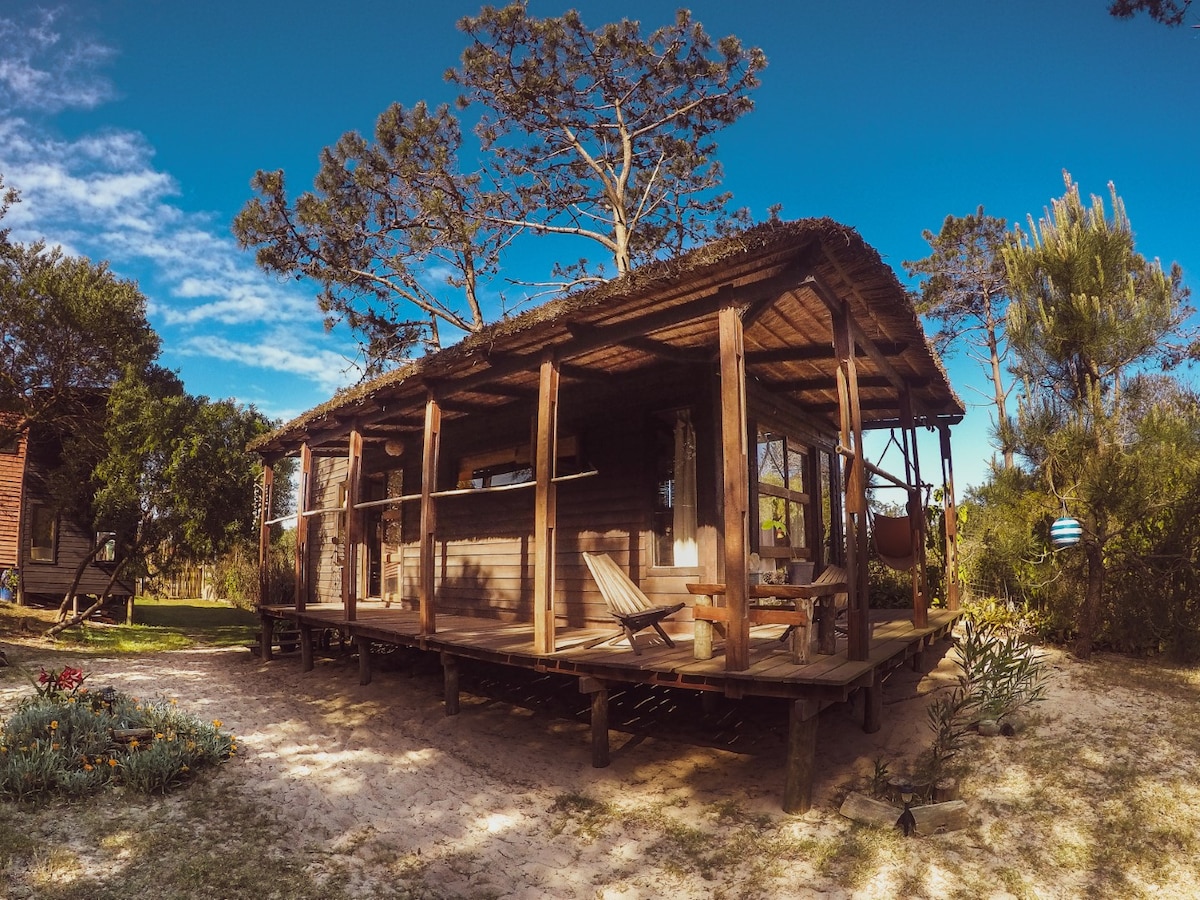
[686,581,847,663]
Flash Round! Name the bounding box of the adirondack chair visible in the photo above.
[582,552,686,655]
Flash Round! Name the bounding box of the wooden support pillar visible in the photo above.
[295,443,312,611]
[900,394,928,629]
[419,395,441,635]
[442,652,460,716]
[299,625,314,672]
[834,303,869,661]
[939,425,961,610]
[257,464,273,609]
[533,354,560,655]
[693,594,713,660]
[356,635,372,685]
[579,676,609,767]
[259,612,273,662]
[783,698,820,814]
[343,427,363,623]
[718,304,751,672]
[864,669,884,734]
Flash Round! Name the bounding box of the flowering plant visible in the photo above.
[33,665,88,699]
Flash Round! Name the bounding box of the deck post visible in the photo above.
[295,443,312,612]
[343,427,363,623]
[299,625,314,672]
[834,303,870,661]
[257,463,273,609]
[258,611,273,661]
[939,425,961,610]
[901,393,928,629]
[419,395,441,635]
[355,635,372,686]
[783,698,819,813]
[533,353,560,655]
[579,676,610,768]
[693,593,713,660]
[442,652,460,716]
[864,669,884,734]
[718,304,751,672]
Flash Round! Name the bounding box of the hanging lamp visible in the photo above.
[1050,515,1083,548]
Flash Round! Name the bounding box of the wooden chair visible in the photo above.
[583,552,685,655]
[779,564,848,650]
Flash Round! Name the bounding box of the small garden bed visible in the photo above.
[0,665,236,800]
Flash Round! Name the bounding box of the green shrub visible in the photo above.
[0,670,236,801]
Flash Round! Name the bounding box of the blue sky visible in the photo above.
[1,0,1197,490]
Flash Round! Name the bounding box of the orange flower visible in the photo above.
[83,764,94,772]
[211,720,223,729]
[107,758,117,767]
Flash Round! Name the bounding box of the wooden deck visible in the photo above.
[261,603,960,703]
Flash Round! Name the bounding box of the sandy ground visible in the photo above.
[2,635,1180,899]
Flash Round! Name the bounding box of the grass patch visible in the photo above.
[0,598,258,653]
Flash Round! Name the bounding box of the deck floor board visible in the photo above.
[263,604,961,699]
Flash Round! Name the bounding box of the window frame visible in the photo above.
[753,429,814,565]
[29,504,58,564]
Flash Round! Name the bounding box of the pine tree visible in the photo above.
[1002,172,1192,657]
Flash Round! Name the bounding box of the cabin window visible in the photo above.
[755,430,812,567]
[0,435,17,454]
[457,435,581,489]
[652,409,698,568]
[30,505,57,563]
[95,532,116,563]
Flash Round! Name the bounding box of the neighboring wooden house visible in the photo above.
[252,220,966,811]
[0,420,131,605]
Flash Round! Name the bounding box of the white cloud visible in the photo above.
[0,10,114,113]
[179,334,362,395]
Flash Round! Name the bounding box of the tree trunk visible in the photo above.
[46,555,133,638]
[985,310,1013,470]
[1073,538,1106,659]
[56,543,106,621]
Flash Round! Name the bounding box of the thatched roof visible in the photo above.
[251,218,963,457]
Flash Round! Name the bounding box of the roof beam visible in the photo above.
[768,374,929,392]
[802,274,910,394]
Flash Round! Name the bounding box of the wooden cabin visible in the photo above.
[0,421,131,605]
[252,219,965,811]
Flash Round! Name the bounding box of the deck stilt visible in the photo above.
[864,669,883,733]
[259,613,273,662]
[442,652,460,716]
[783,698,819,813]
[300,626,314,672]
[356,636,372,685]
[579,676,610,768]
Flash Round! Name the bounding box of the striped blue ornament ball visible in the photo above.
[1050,517,1083,548]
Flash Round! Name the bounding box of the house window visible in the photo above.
[652,409,698,568]
[755,430,811,565]
[30,505,57,563]
[457,435,581,489]
[95,532,117,563]
[0,435,18,454]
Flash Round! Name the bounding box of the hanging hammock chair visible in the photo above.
[873,513,918,571]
